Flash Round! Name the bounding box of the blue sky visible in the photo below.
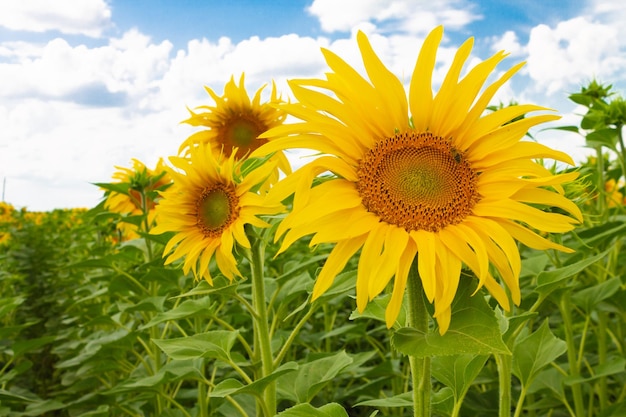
[1,0,625,210]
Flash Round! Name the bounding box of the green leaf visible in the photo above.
[276,351,353,403]
[108,359,204,393]
[550,125,580,133]
[278,403,349,417]
[571,276,622,312]
[564,356,626,385]
[123,296,166,314]
[22,399,65,416]
[173,278,238,298]
[535,249,609,296]
[152,330,238,362]
[211,361,298,399]
[392,279,509,357]
[94,181,130,195]
[0,296,25,318]
[356,387,454,415]
[75,405,110,417]
[356,391,414,408]
[10,335,56,357]
[140,297,215,329]
[431,354,488,403]
[0,388,38,402]
[520,254,549,278]
[586,128,618,151]
[576,221,626,247]
[512,320,567,387]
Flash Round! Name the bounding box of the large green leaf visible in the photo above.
[535,249,609,296]
[392,279,509,357]
[152,330,238,362]
[512,320,567,387]
[10,335,56,357]
[210,362,298,398]
[108,359,204,393]
[278,403,349,417]
[564,356,626,385]
[276,351,353,403]
[571,276,622,312]
[431,354,488,404]
[140,297,215,329]
[357,387,454,415]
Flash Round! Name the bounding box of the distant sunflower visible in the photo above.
[179,74,290,187]
[104,158,171,239]
[152,145,283,283]
[256,26,582,334]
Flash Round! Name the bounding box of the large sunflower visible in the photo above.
[179,74,291,183]
[152,145,283,283]
[255,26,582,334]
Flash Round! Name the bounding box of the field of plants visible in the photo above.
[1,28,626,417]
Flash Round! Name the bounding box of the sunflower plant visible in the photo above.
[254,26,582,417]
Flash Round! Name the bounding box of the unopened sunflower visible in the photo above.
[152,145,283,283]
[255,26,582,334]
[179,74,291,188]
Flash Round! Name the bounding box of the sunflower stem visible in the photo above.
[406,257,431,417]
[495,353,512,417]
[250,231,276,416]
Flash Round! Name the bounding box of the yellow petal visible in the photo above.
[357,31,409,131]
[369,225,409,301]
[356,222,388,312]
[431,36,474,133]
[312,235,367,300]
[410,26,443,131]
[473,198,578,233]
[386,238,418,328]
[410,230,437,302]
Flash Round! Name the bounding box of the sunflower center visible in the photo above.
[196,184,240,237]
[223,117,268,159]
[357,131,479,232]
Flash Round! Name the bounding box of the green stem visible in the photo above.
[250,233,275,416]
[597,311,608,410]
[512,386,528,417]
[615,124,626,179]
[406,258,431,417]
[495,353,512,417]
[559,293,585,417]
[273,303,317,368]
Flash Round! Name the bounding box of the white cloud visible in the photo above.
[307,0,481,34]
[0,29,173,103]
[526,16,626,95]
[490,30,525,57]
[0,0,112,37]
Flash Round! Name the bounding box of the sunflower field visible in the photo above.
[1,26,625,417]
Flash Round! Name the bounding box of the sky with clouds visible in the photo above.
[1,0,625,211]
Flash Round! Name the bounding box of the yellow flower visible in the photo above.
[256,26,582,334]
[152,145,283,283]
[104,158,172,240]
[605,178,625,207]
[179,74,291,188]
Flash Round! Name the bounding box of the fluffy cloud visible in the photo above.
[307,0,481,34]
[526,16,626,94]
[0,0,112,37]
[0,30,173,104]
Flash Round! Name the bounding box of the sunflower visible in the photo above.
[179,74,291,188]
[152,145,283,283]
[104,158,171,240]
[255,26,582,334]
